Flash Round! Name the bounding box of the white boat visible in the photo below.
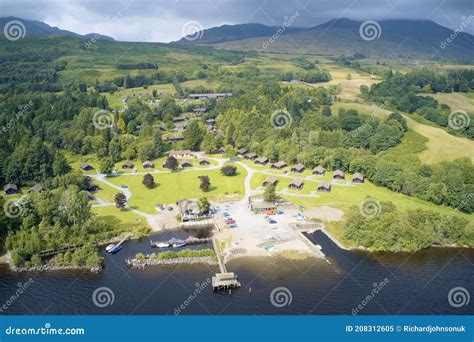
[173,242,186,248]
[105,244,115,252]
[156,242,170,248]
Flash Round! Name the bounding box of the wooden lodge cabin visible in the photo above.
[180,160,192,168]
[142,160,155,169]
[254,156,269,165]
[291,163,305,173]
[237,148,248,156]
[312,165,325,176]
[4,183,18,195]
[271,161,287,169]
[262,176,278,187]
[352,172,364,183]
[317,181,331,192]
[188,93,232,100]
[333,169,345,180]
[169,150,195,158]
[79,162,94,171]
[244,152,257,160]
[216,146,225,154]
[122,161,134,169]
[288,179,304,190]
[197,158,210,166]
[166,135,184,143]
[28,184,44,193]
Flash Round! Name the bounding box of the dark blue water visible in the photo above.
[0,230,472,315]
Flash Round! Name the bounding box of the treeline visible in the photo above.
[112,71,187,89]
[341,202,473,252]
[116,62,158,70]
[364,69,474,139]
[280,70,331,83]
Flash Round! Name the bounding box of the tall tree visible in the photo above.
[198,175,211,192]
[114,192,127,209]
[163,156,178,171]
[142,173,155,189]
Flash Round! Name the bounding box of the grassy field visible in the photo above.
[107,163,246,213]
[332,100,474,164]
[92,206,150,235]
[281,179,472,219]
[403,115,474,164]
[429,92,474,114]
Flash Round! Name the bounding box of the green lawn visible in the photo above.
[282,180,472,219]
[92,206,150,236]
[106,163,246,213]
[93,182,119,203]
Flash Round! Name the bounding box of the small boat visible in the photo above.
[173,242,187,248]
[155,242,170,248]
[109,244,122,253]
[168,237,181,244]
[105,244,115,252]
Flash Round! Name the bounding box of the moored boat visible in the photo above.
[173,242,187,248]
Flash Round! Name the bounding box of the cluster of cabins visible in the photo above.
[236,147,365,193]
[3,183,45,195]
[78,151,212,175]
[261,169,364,193]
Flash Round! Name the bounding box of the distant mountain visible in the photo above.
[176,23,305,44]
[0,16,115,41]
[179,19,474,62]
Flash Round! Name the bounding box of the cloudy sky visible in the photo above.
[1,0,473,42]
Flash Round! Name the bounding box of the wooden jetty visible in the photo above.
[37,242,97,257]
[150,237,212,247]
[211,238,241,291]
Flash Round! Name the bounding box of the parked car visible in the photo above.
[268,219,277,224]
[120,185,128,188]
[276,210,284,215]
[225,219,236,224]
[227,224,237,228]
[265,210,276,215]
[167,206,173,211]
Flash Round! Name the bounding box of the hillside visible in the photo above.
[187,19,474,62]
[176,23,304,44]
[0,16,115,41]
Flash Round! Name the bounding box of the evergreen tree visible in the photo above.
[114,192,127,209]
[142,173,155,189]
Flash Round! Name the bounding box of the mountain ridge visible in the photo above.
[0,16,115,41]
